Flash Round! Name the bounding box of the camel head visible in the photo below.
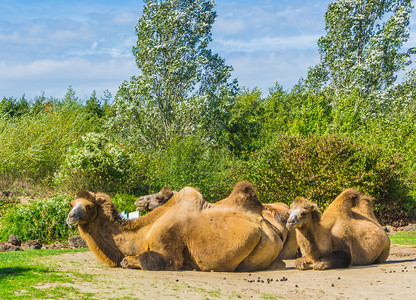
[135,187,176,211]
[67,191,100,226]
[286,197,320,230]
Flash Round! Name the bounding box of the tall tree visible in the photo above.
[111,0,234,148]
[308,0,413,99]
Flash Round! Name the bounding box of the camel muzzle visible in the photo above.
[66,209,80,226]
[286,219,298,230]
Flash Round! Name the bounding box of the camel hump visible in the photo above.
[174,186,206,210]
[339,188,361,207]
[232,181,257,199]
[328,188,360,213]
[220,181,263,214]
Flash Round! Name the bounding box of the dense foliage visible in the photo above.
[0,0,415,242]
[0,195,77,244]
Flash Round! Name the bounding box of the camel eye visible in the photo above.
[86,205,92,211]
[301,211,307,216]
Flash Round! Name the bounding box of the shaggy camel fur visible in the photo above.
[135,188,298,259]
[66,182,287,271]
[286,188,390,270]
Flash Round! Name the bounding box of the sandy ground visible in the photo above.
[42,244,416,300]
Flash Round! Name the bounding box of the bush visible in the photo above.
[245,134,413,222]
[0,106,95,183]
[0,195,77,244]
[111,193,139,213]
[144,134,243,202]
[54,132,131,193]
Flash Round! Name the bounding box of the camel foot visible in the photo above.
[312,261,328,270]
[294,257,312,270]
[121,256,142,269]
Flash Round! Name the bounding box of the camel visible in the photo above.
[286,188,390,270]
[66,182,288,271]
[135,187,175,211]
[135,188,298,259]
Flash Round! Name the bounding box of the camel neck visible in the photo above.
[79,214,125,267]
[296,218,330,261]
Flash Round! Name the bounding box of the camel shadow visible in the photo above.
[0,266,49,278]
[384,258,416,264]
[281,258,415,271]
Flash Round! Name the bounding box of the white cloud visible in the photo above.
[227,50,320,93]
[0,58,138,99]
[214,34,321,53]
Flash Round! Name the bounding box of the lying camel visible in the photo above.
[135,187,176,211]
[286,188,390,270]
[66,182,287,271]
[135,187,298,259]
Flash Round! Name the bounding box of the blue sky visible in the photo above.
[0,0,414,100]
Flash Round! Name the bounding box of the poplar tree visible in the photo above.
[111,0,233,148]
[308,0,413,98]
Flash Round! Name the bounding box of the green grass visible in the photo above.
[389,231,416,245]
[0,248,91,299]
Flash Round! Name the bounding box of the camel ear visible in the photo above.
[311,203,318,211]
[161,187,173,196]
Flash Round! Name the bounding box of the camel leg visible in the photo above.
[121,250,175,271]
[312,251,351,270]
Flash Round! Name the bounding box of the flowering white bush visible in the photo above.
[54,132,131,193]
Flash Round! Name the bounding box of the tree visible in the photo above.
[224,88,264,157]
[85,90,104,118]
[111,0,234,148]
[0,96,29,118]
[310,0,413,99]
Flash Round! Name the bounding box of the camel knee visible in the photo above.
[267,258,286,270]
[374,244,390,264]
[313,251,351,270]
[137,250,171,271]
[121,251,176,271]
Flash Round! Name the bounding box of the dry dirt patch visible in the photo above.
[42,245,416,299]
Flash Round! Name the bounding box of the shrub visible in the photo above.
[245,134,413,222]
[0,195,77,243]
[0,107,95,183]
[111,193,138,213]
[54,133,131,193]
[144,134,243,202]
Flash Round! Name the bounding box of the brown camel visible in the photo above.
[135,187,176,211]
[286,188,390,270]
[66,182,287,271]
[135,188,298,259]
